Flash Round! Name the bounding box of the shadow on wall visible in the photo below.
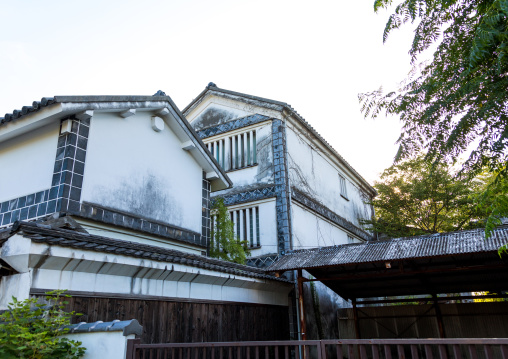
[303,280,351,340]
[90,172,182,226]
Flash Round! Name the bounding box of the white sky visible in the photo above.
[0,0,416,184]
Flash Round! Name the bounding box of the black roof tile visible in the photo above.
[4,221,289,283]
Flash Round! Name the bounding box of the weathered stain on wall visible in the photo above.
[89,171,182,226]
[192,106,249,131]
[303,279,350,340]
[254,126,274,184]
[81,111,203,233]
[286,125,373,229]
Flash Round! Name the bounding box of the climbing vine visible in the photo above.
[210,197,251,264]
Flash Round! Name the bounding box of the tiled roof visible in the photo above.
[65,319,143,336]
[2,221,289,283]
[0,93,232,189]
[183,84,376,195]
[0,97,56,125]
[266,227,508,272]
[0,94,171,127]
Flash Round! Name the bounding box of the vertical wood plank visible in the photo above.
[484,345,494,359]
[348,345,355,359]
[410,344,419,359]
[372,345,380,359]
[501,345,508,359]
[424,345,433,359]
[385,345,393,359]
[360,345,368,359]
[468,345,478,359]
[438,345,447,359]
[452,345,460,359]
[397,345,406,359]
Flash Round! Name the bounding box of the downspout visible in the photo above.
[282,108,302,341]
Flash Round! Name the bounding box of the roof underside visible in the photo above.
[267,228,508,299]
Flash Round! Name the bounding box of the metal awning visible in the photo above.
[267,227,508,300]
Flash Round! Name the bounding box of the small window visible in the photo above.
[339,174,348,199]
[211,205,260,249]
[206,130,257,171]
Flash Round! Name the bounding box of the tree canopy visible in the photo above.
[359,0,508,239]
[360,0,507,173]
[362,157,489,238]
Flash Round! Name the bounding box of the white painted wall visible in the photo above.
[0,272,31,308]
[0,239,292,309]
[0,121,59,202]
[291,202,351,250]
[286,125,373,228]
[186,95,282,129]
[63,331,134,359]
[76,219,203,255]
[81,111,203,233]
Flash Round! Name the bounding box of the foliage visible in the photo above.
[0,291,85,359]
[475,169,508,254]
[359,0,508,239]
[360,0,508,174]
[210,197,251,264]
[472,291,508,302]
[361,156,490,238]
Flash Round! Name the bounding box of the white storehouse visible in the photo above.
[184,83,377,339]
[0,92,292,343]
[184,83,376,268]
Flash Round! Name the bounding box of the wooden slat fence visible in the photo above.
[126,338,508,359]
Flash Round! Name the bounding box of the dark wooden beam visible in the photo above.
[297,269,307,341]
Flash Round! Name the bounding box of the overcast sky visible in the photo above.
[0,0,415,184]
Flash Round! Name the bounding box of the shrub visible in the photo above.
[0,290,85,359]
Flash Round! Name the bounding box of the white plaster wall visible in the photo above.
[0,121,59,202]
[81,111,203,233]
[76,219,203,255]
[24,242,292,306]
[187,96,283,129]
[0,272,31,310]
[286,126,373,228]
[63,331,133,359]
[291,202,350,250]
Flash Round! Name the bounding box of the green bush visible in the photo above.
[0,290,85,359]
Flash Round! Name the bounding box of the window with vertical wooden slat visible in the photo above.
[204,129,257,172]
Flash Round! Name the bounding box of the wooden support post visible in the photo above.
[352,298,361,339]
[432,294,446,338]
[297,269,307,341]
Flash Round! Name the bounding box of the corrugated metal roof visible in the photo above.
[266,227,508,272]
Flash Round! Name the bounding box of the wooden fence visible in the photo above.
[126,338,508,359]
